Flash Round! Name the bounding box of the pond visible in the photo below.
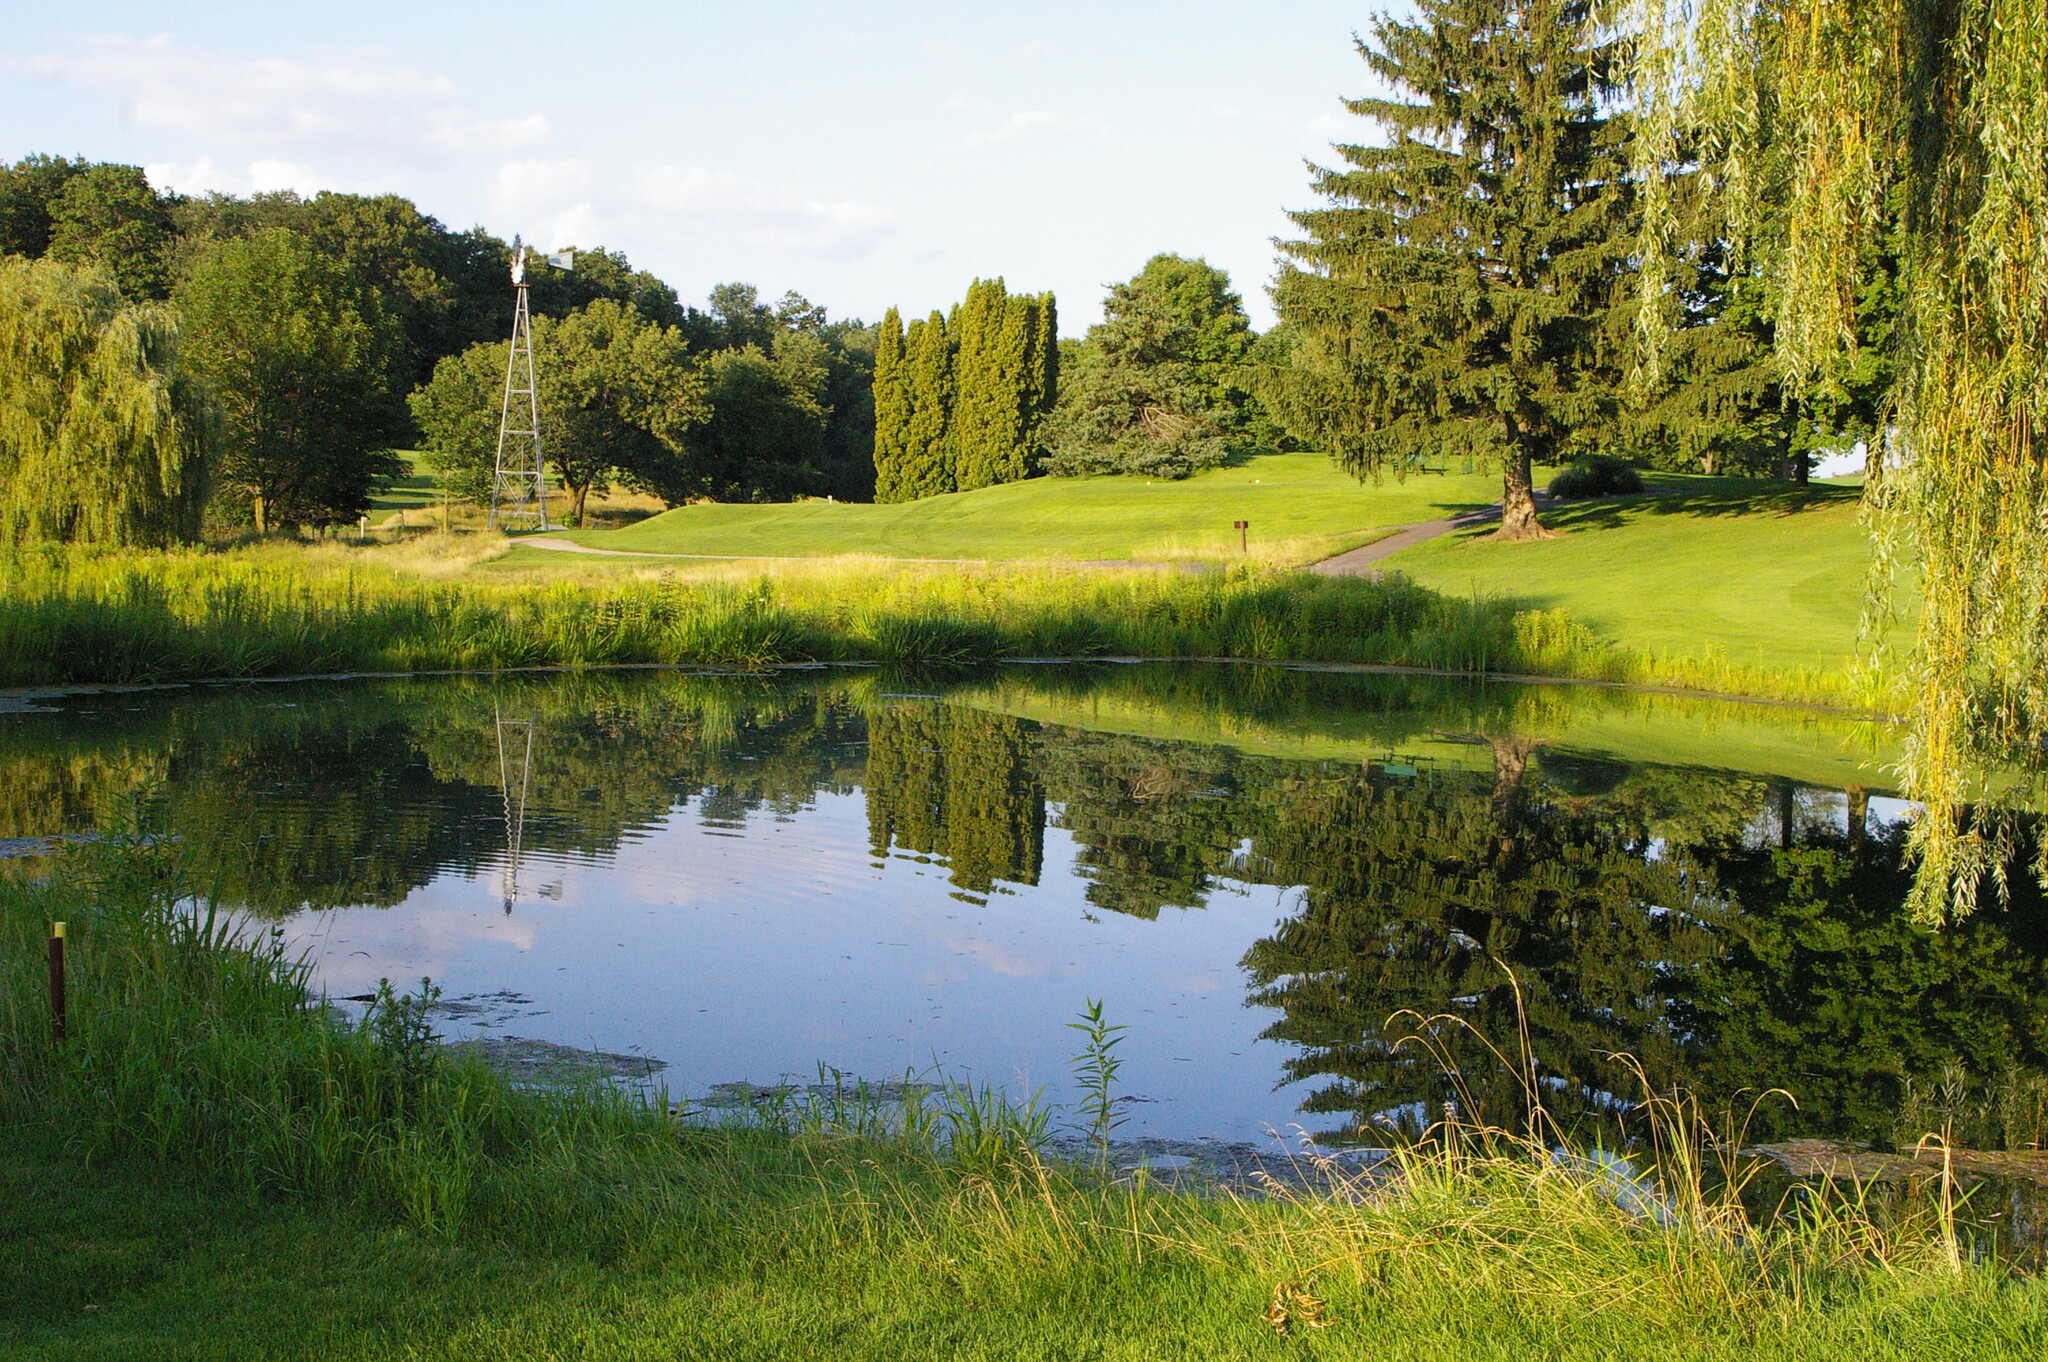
[5,661,2045,1155]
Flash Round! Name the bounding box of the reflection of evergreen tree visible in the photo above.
[1030,728,1262,919]
[1243,760,1711,1138]
[1676,822,2048,1147]
[865,703,1043,894]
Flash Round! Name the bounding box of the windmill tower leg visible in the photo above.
[489,239,552,532]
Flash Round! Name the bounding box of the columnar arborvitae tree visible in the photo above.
[900,311,955,498]
[872,282,1057,500]
[0,256,210,546]
[948,278,1006,490]
[871,306,913,502]
[953,277,1042,490]
[1270,0,1633,539]
[1025,290,1058,428]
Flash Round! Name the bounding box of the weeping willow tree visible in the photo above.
[0,256,209,547]
[1628,0,2048,921]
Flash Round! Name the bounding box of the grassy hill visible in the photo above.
[1380,482,1889,679]
[466,458,1890,697]
[542,453,1528,564]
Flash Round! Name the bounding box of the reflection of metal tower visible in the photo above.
[495,705,536,912]
[488,236,569,531]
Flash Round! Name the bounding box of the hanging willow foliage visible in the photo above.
[0,256,210,548]
[1627,0,2048,921]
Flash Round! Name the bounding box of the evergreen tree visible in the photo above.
[950,277,1019,490]
[871,307,912,503]
[1025,290,1059,430]
[1042,255,1256,479]
[901,310,954,498]
[1270,0,1632,539]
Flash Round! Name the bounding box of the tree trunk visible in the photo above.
[571,481,590,526]
[252,495,267,536]
[1492,451,1555,541]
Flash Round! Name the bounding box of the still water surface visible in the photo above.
[7,662,2044,1150]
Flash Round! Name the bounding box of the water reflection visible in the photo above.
[4,663,2042,1148]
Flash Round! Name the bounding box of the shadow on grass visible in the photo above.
[1532,482,1861,535]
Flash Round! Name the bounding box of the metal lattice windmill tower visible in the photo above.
[495,703,536,912]
[488,237,573,531]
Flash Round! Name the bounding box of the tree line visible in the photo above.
[0,0,1925,548]
[0,157,881,540]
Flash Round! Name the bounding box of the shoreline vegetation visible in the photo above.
[0,536,1874,711]
[5,844,2039,1359]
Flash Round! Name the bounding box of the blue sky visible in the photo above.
[2,2,1398,331]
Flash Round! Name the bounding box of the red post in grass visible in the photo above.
[1233,519,1248,553]
[48,921,66,1043]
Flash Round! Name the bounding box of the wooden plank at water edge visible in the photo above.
[1749,1139,2048,1184]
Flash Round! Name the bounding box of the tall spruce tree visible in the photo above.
[1270,0,1632,539]
[871,306,913,502]
[901,311,955,498]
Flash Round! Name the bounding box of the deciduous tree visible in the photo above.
[47,163,175,301]
[177,228,407,529]
[0,257,210,546]
[1628,0,2048,919]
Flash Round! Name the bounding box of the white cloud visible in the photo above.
[145,156,348,198]
[965,109,1063,148]
[490,159,892,261]
[629,165,892,257]
[1303,112,1347,138]
[26,34,547,163]
[489,158,602,249]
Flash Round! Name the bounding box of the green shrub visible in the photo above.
[1547,456,1644,499]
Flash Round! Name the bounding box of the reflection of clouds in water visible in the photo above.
[291,890,536,996]
[577,795,886,913]
[943,935,1069,979]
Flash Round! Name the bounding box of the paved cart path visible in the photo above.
[1308,506,1504,576]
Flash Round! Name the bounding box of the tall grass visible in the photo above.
[0,541,1867,705]
[3,841,2026,1351]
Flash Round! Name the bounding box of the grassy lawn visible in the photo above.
[1385,481,1891,680]
[6,1141,2043,1362]
[546,453,1529,564]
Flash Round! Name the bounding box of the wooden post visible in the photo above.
[48,921,66,1043]
[1233,519,1248,553]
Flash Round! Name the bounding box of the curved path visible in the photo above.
[1308,506,1503,576]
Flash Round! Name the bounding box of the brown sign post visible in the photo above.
[48,921,66,1043]
[1233,520,1248,553]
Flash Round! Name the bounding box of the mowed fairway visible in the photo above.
[1384,481,1890,677]
[544,452,1526,563]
